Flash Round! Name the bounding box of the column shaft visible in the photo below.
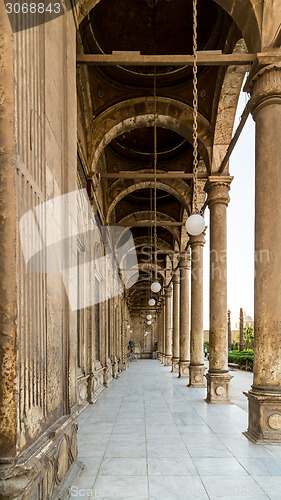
[164,287,172,366]
[189,233,206,387]
[244,64,281,443]
[205,177,233,403]
[227,309,232,351]
[172,271,180,372]
[161,302,166,363]
[157,307,164,363]
[179,253,191,378]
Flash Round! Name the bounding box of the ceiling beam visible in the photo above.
[100,172,207,180]
[76,51,257,66]
[113,221,184,227]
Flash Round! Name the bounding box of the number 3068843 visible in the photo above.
[6,3,61,14]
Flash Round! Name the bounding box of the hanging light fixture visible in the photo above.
[186,213,205,236]
[127,324,130,329]
[147,314,152,320]
[130,329,133,333]
[185,0,205,237]
[147,320,152,325]
[148,298,156,306]
[151,281,161,293]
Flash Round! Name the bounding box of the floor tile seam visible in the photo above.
[188,449,212,490]
[92,367,132,488]
[164,382,224,449]
[199,475,272,500]
[234,456,264,477]
[143,377,150,499]
[205,416,242,456]
[248,475,274,500]
[196,473,212,500]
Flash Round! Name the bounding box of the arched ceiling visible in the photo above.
[78,0,244,312]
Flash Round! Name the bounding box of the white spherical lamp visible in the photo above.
[127,324,130,329]
[148,298,156,306]
[130,329,133,333]
[185,213,205,236]
[151,281,161,293]
[147,314,152,320]
[147,320,151,325]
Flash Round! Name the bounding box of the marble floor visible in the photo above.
[70,360,281,499]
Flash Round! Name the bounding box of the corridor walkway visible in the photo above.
[70,361,281,499]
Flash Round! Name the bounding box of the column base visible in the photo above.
[244,387,281,444]
[178,361,190,378]
[205,371,233,404]
[164,355,172,366]
[188,364,206,387]
[171,357,179,373]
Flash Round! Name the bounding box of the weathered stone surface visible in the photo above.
[243,64,281,443]
[2,1,281,496]
[204,177,233,403]
[179,361,190,379]
[178,253,191,379]
[188,232,206,388]
[205,372,233,404]
[189,365,206,388]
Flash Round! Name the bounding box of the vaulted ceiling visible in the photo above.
[78,0,242,312]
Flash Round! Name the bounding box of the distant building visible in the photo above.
[235,312,254,330]
[204,311,254,344]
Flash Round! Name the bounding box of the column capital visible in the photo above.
[172,270,180,284]
[164,286,172,298]
[179,251,191,269]
[189,231,206,248]
[248,63,281,115]
[205,176,233,208]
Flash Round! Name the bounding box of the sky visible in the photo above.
[203,88,255,329]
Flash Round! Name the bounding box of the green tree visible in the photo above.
[244,325,254,350]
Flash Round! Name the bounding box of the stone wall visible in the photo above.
[0,3,127,498]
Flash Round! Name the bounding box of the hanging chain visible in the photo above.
[192,0,199,213]
[153,66,157,280]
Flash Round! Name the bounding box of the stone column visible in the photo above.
[161,301,166,364]
[157,307,163,362]
[164,286,172,366]
[244,64,281,443]
[179,252,191,378]
[239,308,244,351]
[188,233,206,387]
[172,271,180,372]
[227,309,232,351]
[205,176,233,403]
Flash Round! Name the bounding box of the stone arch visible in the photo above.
[125,266,165,291]
[213,0,262,52]
[211,38,249,173]
[77,0,262,52]
[131,263,165,279]
[89,97,212,175]
[133,236,173,252]
[106,176,192,222]
[116,210,181,246]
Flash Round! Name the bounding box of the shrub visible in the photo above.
[228,350,254,371]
